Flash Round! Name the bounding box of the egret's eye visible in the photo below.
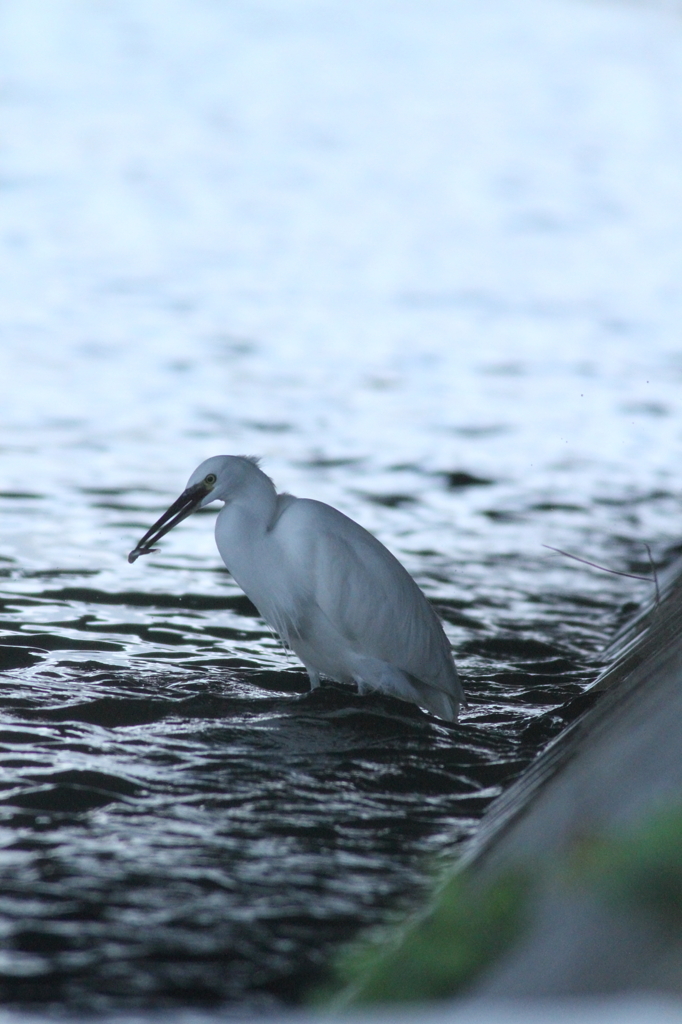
[205,473,217,486]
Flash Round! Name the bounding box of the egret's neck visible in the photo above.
[214,467,278,572]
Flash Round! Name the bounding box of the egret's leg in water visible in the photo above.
[307,668,321,690]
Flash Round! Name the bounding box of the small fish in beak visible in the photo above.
[128,481,211,563]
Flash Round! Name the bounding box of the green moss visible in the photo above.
[319,869,530,1007]
[574,805,682,929]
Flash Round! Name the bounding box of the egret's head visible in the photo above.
[127,455,261,563]
[184,455,259,507]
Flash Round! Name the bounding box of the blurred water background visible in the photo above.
[0,0,682,1012]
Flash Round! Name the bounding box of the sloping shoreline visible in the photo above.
[334,556,682,1005]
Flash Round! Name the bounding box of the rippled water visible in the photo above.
[1,0,682,1012]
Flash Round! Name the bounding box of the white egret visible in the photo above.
[128,456,463,721]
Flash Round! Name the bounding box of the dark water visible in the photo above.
[1,0,682,1013]
[0,540,606,1011]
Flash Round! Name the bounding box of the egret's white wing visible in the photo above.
[272,499,461,701]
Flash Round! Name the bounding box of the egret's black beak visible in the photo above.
[128,482,211,563]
